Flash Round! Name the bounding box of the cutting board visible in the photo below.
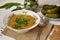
[2,24,52,40]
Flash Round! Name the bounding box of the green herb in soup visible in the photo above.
[8,14,36,29]
[16,18,28,25]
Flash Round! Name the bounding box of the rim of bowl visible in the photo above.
[3,9,40,32]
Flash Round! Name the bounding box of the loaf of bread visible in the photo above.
[50,31,60,40]
[54,25,60,34]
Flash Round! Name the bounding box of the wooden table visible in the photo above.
[1,11,56,40]
[2,10,57,40]
[2,24,53,40]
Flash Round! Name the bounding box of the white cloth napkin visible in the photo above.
[0,9,15,40]
[0,33,15,40]
[37,0,60,6]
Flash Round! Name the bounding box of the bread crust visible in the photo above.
[54,26,60,35]
[50,31,60,40]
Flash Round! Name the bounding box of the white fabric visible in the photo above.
[0,0,25,40]
[0,9,15,40]
[37,0,60,6]
[0,34,15,40]
[0,0,25,6]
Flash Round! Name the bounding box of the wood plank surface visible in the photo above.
[2,26,38,40]
[2,24,52,40]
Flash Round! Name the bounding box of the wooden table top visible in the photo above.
[2,24,53,40]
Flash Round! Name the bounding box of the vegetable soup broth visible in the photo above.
[8,14,36,29]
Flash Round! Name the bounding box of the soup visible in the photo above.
[8,14,36,29]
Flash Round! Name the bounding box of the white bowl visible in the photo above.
[3,9,40,33]
[39,10,60,25]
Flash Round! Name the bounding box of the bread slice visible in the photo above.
[54,25,60,34]
[50,31,60,40]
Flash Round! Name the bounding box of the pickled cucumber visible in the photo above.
[42,5,60,18]
[43,5,57,10]
[45,13,59,18]
[46,7,59,14]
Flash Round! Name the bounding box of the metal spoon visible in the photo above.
[36,16,49,40]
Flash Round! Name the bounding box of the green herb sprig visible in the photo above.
[0,0,39,12]
[0,2,22,9]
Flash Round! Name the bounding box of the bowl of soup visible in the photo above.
[3,9,40,33]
